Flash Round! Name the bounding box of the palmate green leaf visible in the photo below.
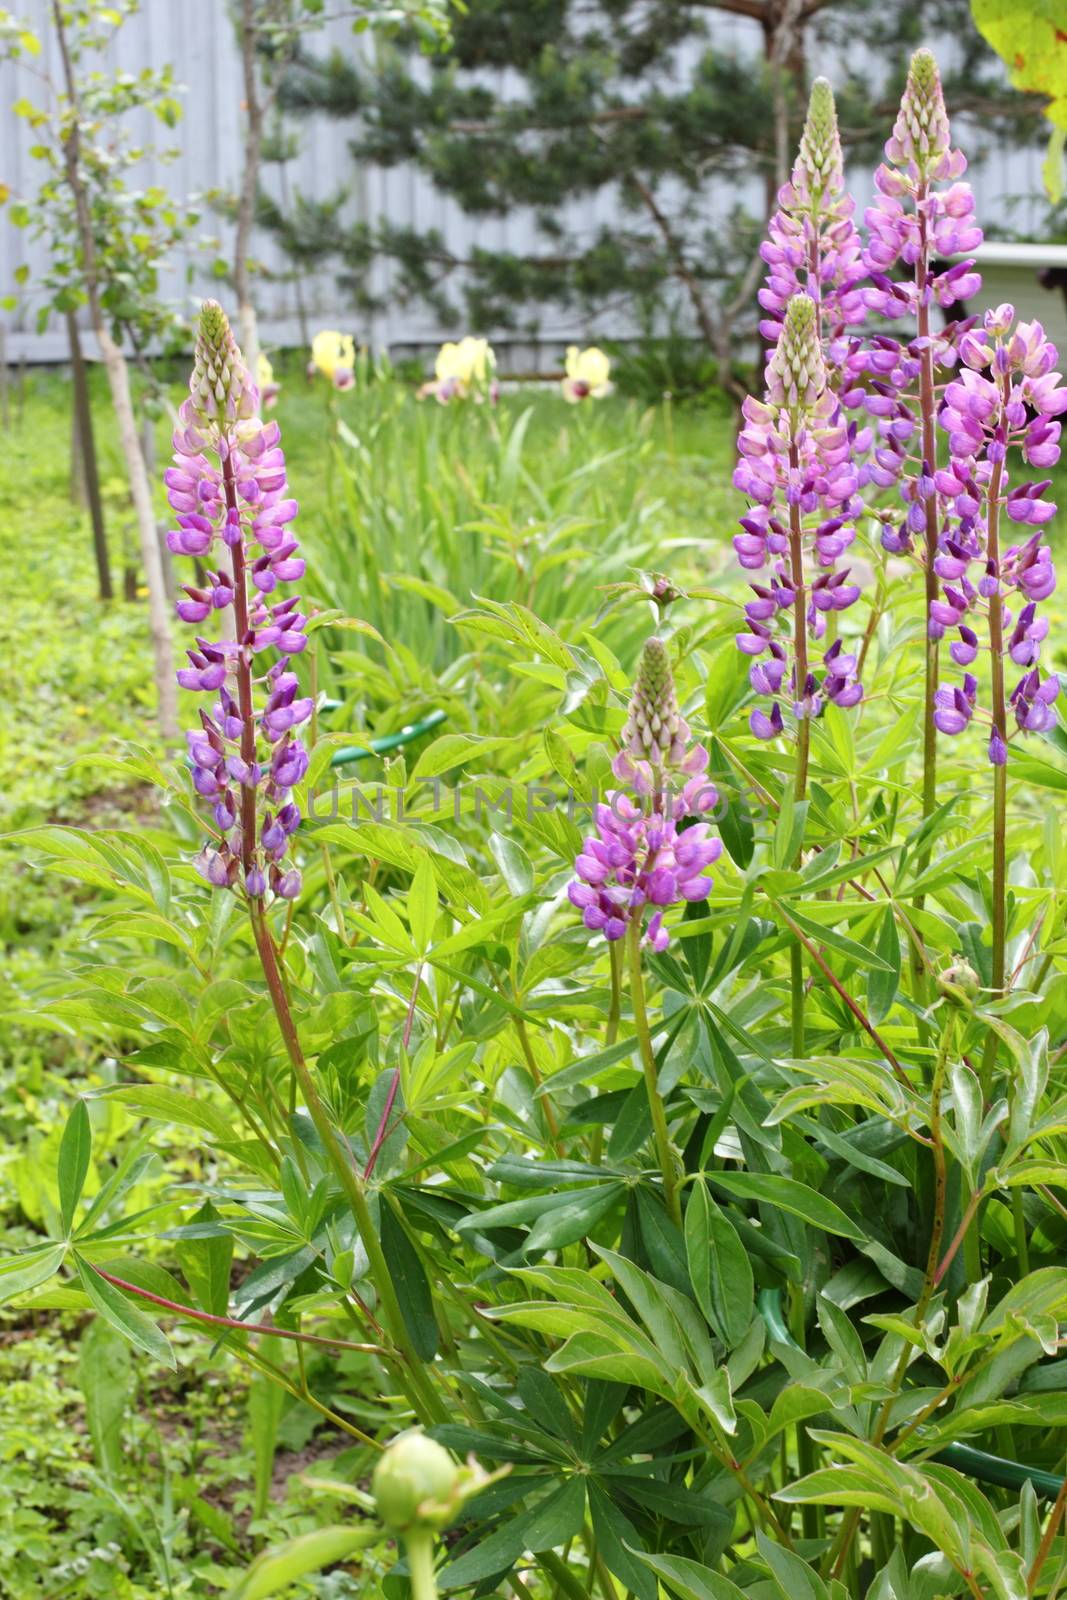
[223,1526,379,1600]
[770,899,897,972]
[632,1548,749,1600]
[175,1202,233,1318]
[408,853,438,950]
[790,1433,1009,1574]
[524,1185,624,1253]
[545,1330,671,1392]
[410,732,520,780]
[78,1316,133,1485]
[93,1083,237,1144]
[705,1171,866,1241]
[380,1197,438,1360]
[589,1482,656,1600]
[0,1242,68,1304]
[439,1477,586,1590]
[757,1531,831,1600]
[591,1247,690,1371]
[57,1098,92,1235]
[866,905,901,1023]
[685,1178,753,1347]
[75,1255,175,1369]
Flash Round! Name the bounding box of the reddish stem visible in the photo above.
[93,1266,384,1354]
[364,1067,402,1180]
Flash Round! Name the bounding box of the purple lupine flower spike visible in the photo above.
[854,49,983,543]
[933,307,1063,759]
[734,293,864,739]
[759,78,866,373]
[170,302,310,897]
[568,639,721,952]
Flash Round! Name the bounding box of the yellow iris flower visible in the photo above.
[310,330,356,389]
[420,337,497,402]
[562,345,612,402]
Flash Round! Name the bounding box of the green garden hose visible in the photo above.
[318,706,447,768]
[757,1289,1063,1499]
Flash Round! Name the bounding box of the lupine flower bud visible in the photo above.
[622,637,684,765]
[768,294,826,413]
[887,50,951,174]
[189,300,257,428]
[797,77,843,195]
[759,81,865,362]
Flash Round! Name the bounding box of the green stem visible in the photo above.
[627,919,680,1227]
[1012,1190,1031,1277]
[590,940,622,1167]
[787,450,810,1060]
[538,1551,593,1600]
[916,180,938,839]
[923,1010,955,1306]
[405,1530,438,1600]
[789,943,805,1060]
[911,180,939,1039]
[787,1284,821,1540]
[249,905,447,1425]
[827,1008,956,1579]
[979,371,1011,1103]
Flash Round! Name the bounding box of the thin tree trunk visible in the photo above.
[67,311,112,600]
[52,0,177,737]
[235,0,263,383]
[98,327,178,734]
[70,388,85,505]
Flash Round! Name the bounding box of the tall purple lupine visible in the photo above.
[759,78,866,370]
[855,48,983,526]
[734,293,864,758]
[168,302,311,899]
[568,638,721,953]
[932,309,1063,761]
[847,50,983,818]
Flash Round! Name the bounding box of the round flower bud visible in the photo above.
[937,958,980,1007]
[372,1431,460,1534]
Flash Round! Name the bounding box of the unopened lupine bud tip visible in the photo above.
[888,48,951,171]
[769,293,826,412]
[624,636,683,765]
[797,77,842,190]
